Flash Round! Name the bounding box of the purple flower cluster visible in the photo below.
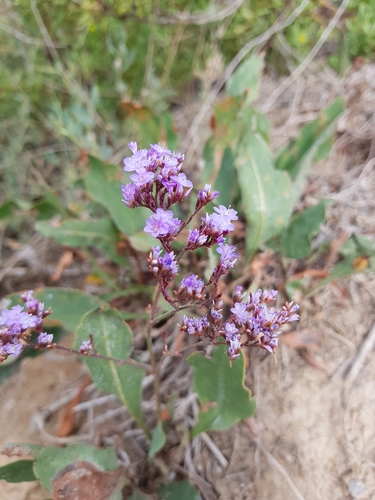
[186,205,238,252]
[0,291,52,362]
[123,142,299,361]
[180,288,299,360]
[122,143,186,206]
[122,142,222,247]
[176,275,205,302]
[144,209,181,239]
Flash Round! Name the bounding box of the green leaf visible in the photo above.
[275,99,345,202]
[32,191,68,220]
[187,345,256,434]
[309,235,375,292]
[163,112,179,151]
[128,231,158,252]
[213,147,238,208]
[33,444,118,491]
[34,287,104,333]
[148,423,166,458]
[85,156,149,236]
[239,107,271,143]
[201,139,215,185]
[236,134,294,259]
[36,218,128,266]
[212,97,242,149]
[159,480,201,500]
[190,407,220,438]
[0,460,36,483]
[280,201,326,259]
[75,306,146,431]
[129,491,153,500]
[0,200,18,220]
[316,255,375,289]
[227,55,263,104]
[285,280,306,300]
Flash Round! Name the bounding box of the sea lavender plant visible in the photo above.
[122,142,299,361]
[0,142,298,367]
[0,142,300,494]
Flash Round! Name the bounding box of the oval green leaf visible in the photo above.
[148,423,166,459]
[33,444,118,491]
[187,345,256,434]
[75,306,146,431]
[36,218,128,266]
[85,156,149,236]
[0,460,36,483]
[159,480,201,500]
[236,134,294,259]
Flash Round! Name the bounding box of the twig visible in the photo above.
[29,0,59,60]
[185,0,311,156]
[47,344,152,373]
[199,432,229,469]
[276,31,341,91]
[343,322,375,383]
[183,445,217,500]
[29,0,107,129]
[161,24,185,87]
[152,0,245,26]
[0,20,63,47]
[252,437,306,500]
[73,394,118,412]
[261,0,350,113]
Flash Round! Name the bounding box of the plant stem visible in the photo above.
[147,287,162,424]
[33,344,152,373]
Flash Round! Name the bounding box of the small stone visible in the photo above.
[347,479,366,497]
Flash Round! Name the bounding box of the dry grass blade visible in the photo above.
[185,0,311,155]
[343,322,375,383]
[154,0,245,25]
[261,0,350,113]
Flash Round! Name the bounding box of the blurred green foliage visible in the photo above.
[1,0,375,282]
[2,0,375,203]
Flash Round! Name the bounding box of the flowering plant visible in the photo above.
[0,142,299,497]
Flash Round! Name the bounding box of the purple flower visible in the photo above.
[180,316,206,336]
[149,143,172,157]
[162,173,193,197]
[148,247,178,281]
[227,335,242,361]
[0,306,40,331]
[38,332,54,345]
[128,141,138,154]
[3,341,23,357]
[224,322,238,339]
[130,168,154,187]
[214,205,238,220]
[211,205,238,232]
[123,147,149,172]
[188,229,208,247]
[121,183,139,208]
[210,308,222,321]
[159,252,178,277]
[178,274,205,300]
[216,243,238,272]
[231,303,251,324]
[79,340,93,354]
[197,184,220,204]
[144,209,181,238]
[21,290,38,311]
